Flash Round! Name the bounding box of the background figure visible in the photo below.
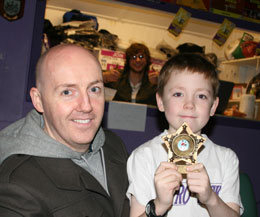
[0,44,130,217]
[103,43,158,106]
[127,53,242,217]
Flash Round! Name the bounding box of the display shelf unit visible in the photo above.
[219,56,260,84]
[229,99,260,103]
[221,56,260,68]
[220,57,260,120]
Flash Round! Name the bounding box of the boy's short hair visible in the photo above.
[157,53,220,99]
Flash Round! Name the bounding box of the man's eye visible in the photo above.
[91,86,100,93]
[62,90,72,95]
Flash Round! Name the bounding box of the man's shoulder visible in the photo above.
[0,155,75,182]
[103,128,118,137]
[103,129,124,145]
[0,155,32,182]
[103,129,128,160]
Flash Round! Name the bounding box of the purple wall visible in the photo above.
[0,0,46,129]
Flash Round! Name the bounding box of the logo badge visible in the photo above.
[0,0,25,21]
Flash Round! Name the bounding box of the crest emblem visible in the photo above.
[0,0,25,21]
[162,122,206,174]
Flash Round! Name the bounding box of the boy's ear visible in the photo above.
[156,92,165,112]
[210,97,219,116]
[30,87,44,113]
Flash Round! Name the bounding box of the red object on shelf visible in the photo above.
[241,41,258,58]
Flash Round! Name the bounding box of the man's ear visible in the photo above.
[156,92,165,112]
[30,87,44,113]
[210,97,219,116]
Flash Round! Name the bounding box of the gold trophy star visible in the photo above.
[162,122,206,174]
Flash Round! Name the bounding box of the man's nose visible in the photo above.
[77,93,93,112]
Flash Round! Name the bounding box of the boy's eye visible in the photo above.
[173,92,183,97]
[198,94,207,99]
[62,90,72,95]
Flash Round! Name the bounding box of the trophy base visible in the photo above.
[176,164,191,174]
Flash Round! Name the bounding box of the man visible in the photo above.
[0,44,130,217]
[103,43,158,106]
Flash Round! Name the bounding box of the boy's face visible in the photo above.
[156,70,219,135]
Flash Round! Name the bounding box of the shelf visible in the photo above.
[221,56,260,67]
[115,0,260,32]
[229,99,260,103]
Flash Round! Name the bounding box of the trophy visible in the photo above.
[162,122,205,174]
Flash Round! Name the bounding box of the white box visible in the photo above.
[150,58,166,73]
[95,48,125,71]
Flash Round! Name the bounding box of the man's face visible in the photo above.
[156,70,218,135]
[129,52,147,73]
[32,47,105,152]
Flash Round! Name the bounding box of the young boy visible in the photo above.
[127,53,242,217]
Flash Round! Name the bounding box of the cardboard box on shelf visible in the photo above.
[94,48,126,71]
[231,83,247,100]
[150,58,166,73]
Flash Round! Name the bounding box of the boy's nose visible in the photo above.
[183,100,195,110]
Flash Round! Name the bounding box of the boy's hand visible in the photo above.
[153,162,182,214]
[186,163,215,205]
